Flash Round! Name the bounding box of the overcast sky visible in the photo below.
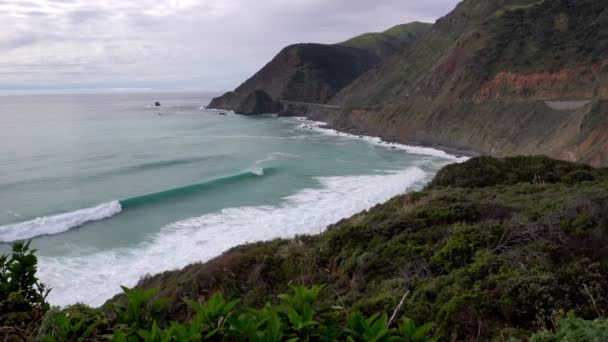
[0,0,460,93]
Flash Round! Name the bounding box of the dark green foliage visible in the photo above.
[528,317,608,342]
[473,0,608,77]
[429,156,596,188]
[36,285,437,341]
[130,156,608,340]
[0,241,50,339]
[398,318,437,342]
[38,304,107,342]
[6,156,608,341]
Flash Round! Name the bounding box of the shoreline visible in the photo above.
[293,116,471,163]
[38,111,446,307]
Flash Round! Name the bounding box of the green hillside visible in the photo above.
[339,22,432,58]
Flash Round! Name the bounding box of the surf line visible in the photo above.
[0,169,271,243]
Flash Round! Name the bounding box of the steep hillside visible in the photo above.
[314,0,608,166]
[207,44,380,112]
[340,21,432,59]
[127,156,608,340]
[207,22,431,114]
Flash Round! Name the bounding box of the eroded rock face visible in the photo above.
[207,43,389,112]
[235,90,283,116]
[207,92,245,111]
[317,0,608,167]
[209,0,608,166]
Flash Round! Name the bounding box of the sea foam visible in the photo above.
[0,202,122,242]
[38,167,427,307]
[295,117,469,162]
[0,170,266,242]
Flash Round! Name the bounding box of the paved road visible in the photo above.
[543,100,591,110]
[279,100,342,109]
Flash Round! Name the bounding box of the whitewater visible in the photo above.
[0,92,463,307]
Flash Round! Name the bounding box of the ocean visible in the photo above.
[0,92,464,307]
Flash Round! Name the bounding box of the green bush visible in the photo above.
[529,318,608,342]
[0,241,50,328]
[37,304,106,342]
[34,284,439,341]
[429,156,594,189]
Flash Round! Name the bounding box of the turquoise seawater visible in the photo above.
[0,92,461,306]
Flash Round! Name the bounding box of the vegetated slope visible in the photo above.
[207,22,431,113]
[131,156,608,340]
[314,0,608,166]
[340,22,432,59]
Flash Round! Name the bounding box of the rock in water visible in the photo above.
[154,102,161,107]
[236,90,283,115]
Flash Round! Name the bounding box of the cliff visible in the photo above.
[207,22,431,114]
[211,0,608,166]
[318,0,608,166]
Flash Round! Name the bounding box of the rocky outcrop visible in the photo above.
[208,23,431,113]
[207,44,381,112]
[234,90,283,115]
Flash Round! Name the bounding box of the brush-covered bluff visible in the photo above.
[210,0,608,166]
[124,156,608,340]
[4,156,608,341]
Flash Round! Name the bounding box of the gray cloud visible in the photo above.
[0,0,460,92]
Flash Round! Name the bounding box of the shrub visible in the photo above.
[37,304,106,341]
[429,156,594,188]
[528,317,608,342]
[0,241,50,327]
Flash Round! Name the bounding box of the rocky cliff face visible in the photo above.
[207,23,431,114]
[209,0,607,166]
[235,90,283,116]
[317,0,608,166]
[207,44,380,113]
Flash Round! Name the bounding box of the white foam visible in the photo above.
[7,210,22,218]
[294,117,469,162]
[0,202,122,242]
[204,107,236,115]
[248,167,265,176]
[254,152,300,165]
[38,167,427,307]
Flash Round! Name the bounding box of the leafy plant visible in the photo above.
[398,318,437,342]
[0,241,50,329]
[112,286,167,338]
[346,312,391,342]
[38,304,106,342]
[528,317,608,342]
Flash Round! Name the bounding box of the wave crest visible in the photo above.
[0,201,122,242]
[39,167,428,306]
